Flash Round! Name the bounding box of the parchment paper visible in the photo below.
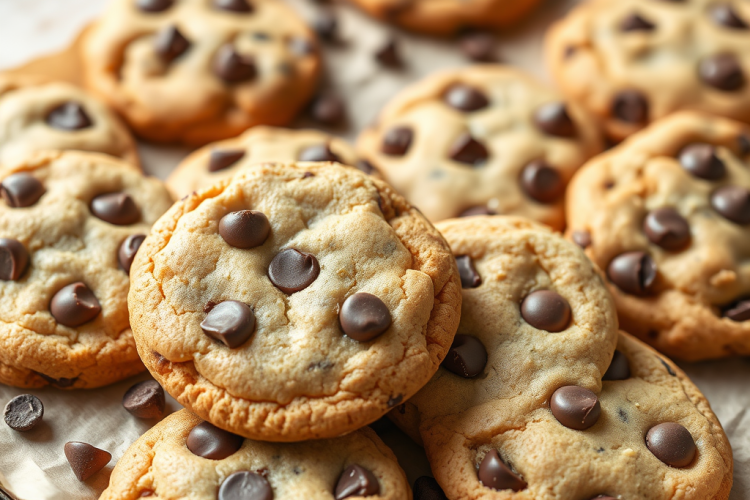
[0,1,747,498]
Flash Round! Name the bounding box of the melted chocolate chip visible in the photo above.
[201,300,256,348]
[550,386,601,430]
[612,90,649,123]
[213,0,254,12]
[310,94,345,125]
[50,282,101,327]
[699,53,745,91]
[448,133,488,166]
[477,450,526,491]
[710,4,747,29]
[313,10,338,41]
[187,421,243,460]
[118,234,146,274]
[643,207,691,250]
[219,210,271,249]
[723,298,750,321]
[122,380,165,419]
[678,143,726,180]
[520,160,564,203]
[456,255,481,288]
[646,422,696,467]
[711,185,750,224]
[534,102,576,137]
[443,84,489,112]
[91,193,140,225]
[209,149,245,172]
[4,394,43,431]
[136,0,173,12]
[340,293,391,342]
[213,45,257,83]
[602,350,631,381]
[458,31,495,62]
[154,25,190,63]
[413,476,448,500]
[219,471,272,500]
[442,334,487,378]
[0,238,29,281]
[571,230,592,248]
[1,173,45,207]
[521,290,571,332]
[355,160,378,176]
[381,126,413,156]
[659,357,677,376]
[46,102,92,130]
[64,442,111,481]
[268,248,320,293]
[335,465,380,499]
[374,38,402,68]
[620,12,656,31]
[298,143,342,163]
[607,251,657,295]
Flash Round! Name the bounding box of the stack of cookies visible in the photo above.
[0,0,747,499]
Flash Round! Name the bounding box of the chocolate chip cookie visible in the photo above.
[546,0,750,141]
[166,126,366,199]
[0,77,139,168]
[129,161,461,441]
[100,409,410,500]
[0,151,173,388]
[567,111,750,361]
[356,66,603,230]
[390,216,732,500]
[349,0,541,36]
[82,0,321,145]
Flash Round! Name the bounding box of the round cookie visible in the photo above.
[0,151,174,389]
[546,0,750,142]
[348,0,541,36]
[82,0,321,145]
[129,161,461,441]
[0,77,139,168]
[100,409,411,500]
[356,66,603,230]
[567,111,750,361]
[390,216,732,500]
[166,126,369,199]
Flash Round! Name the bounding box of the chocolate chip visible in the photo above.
[607,251,657,295]
[458,31,495,62]
[355,160,378,176]
[448,133,488,166]
[534,102,576,137]
[340,293,391,342]
[335,465,379,499]
[603,350,630,381]
[1,173,45,207]
[139,491,154,497]
[442,334,487,378]
[50,282,101,327]
[612,90,649,123]
[219,471,272,500]
[699,53,745,91]
[572,230,592,248]
[443,84,489,112]
[213,45,257,83]
[209,149,245,172]
[154,25,190,63]
[310,94,345,125]
[313,10,338,41]
[187,421,243,459]
[723,298,750,321]
[4,394,43,431]
[520,160,564,203]
[213,0,254,12]
[643,207,691,250]
[477,450,526,491]
[620,12,655,31]
[46,102,92,130]
[710,4,747,29]
[711,185,750,224]
[456,255,481,288]
[0,238,29,281]
[136,0,173,12]
[37,372,78,388]
[678,143,726,180]
[64,442,111,481]
[459,206,495,217]
[521,290,571,332]
[387,394,403,407]
[122,380,165,419]
[298,143,343,163]
[646,423,696,467]
[219,210,271,249]
[659,357,676,376]
[374,38,401,68]
[91,193,140,225]
[413,477,447,500]
[381,126,413,156]
[268,248,320,293]
[201,300,255,348]
[118,234,146,274]
[550,386,601,430]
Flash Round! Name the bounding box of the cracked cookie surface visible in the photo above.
[0,151,173,388]
[390,216,732,500]
[129,162,461,441]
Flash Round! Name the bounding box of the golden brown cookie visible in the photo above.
[82,0,321,145]
[546,0,750,141]
[391,216,732,500]
[129,161,461,441]
[567,111,750,361]
[100,409,411,500]
[356,66,603,230]
[0,151,173,388]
